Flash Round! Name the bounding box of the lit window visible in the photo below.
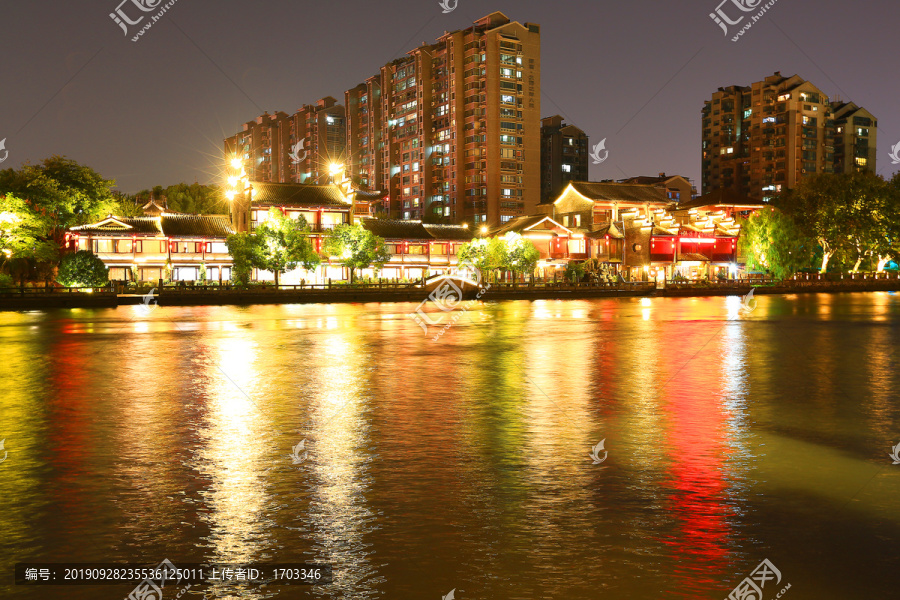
[562,164,571,173]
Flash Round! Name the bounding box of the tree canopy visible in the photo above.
[323,223,391,282]
[253,210,320,285]
[57,250,109,287]
[0,156,119,246]
[776,172,900,272]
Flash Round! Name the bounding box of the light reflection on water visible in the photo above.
[0,293,899,599]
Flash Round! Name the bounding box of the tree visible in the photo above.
[165,183,227,214]
[777,172,883,273]
[458,237,504,275]
[0,156,119,247]
[225,232,260,285]
[498,232,540,281]
[323,223,391,283]
[738,207,815,279]
[871,174,900,271]
[57,250,109,287]
[0,194,60,284]
[252,210,320,286]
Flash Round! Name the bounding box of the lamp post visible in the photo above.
[226,156,253,232]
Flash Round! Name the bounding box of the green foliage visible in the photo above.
[323,223,391,281]
[499,232,540,274]
[253,210,321,285]
[458,233,540,279]
[564,262,586,283]
[225,232,261,285]
[776,172,896,272]
[0,193,58,261]
[457,237,504,273]
[57,251,109,287]
[227,212,320,285]
[0,156,119,245]
[739,207,815,279]
[0,273,14,288]
[163,183,227,214]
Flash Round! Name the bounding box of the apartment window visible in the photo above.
[562,164,571,173]
[857,128,869,137]
[501,94,515,105]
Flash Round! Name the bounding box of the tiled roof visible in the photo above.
[160,214,235,237]
[251,182,351,208]
[585,222,624,239]
[71,217,161,235]
[568,182,668,204]
[423,224,473,241]
[352,188,387,201]
[71,214,234,238]
[671,188,766,211]
[491,215,570,237]
[678,252,711,262]
[360,218,433,240]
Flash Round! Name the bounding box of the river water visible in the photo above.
[1,293,899,599]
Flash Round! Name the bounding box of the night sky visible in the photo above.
[2,0,898,193]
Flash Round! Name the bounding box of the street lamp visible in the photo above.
[226,155,252,232]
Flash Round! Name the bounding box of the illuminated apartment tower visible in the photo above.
[345,76,384,193]
[346,12,542,225]
[830,101,878,174]
[540,115,589,202]
[701,72,877,202]
[224,111,292,183]
[224,98,346,185]
[288,97,347,184]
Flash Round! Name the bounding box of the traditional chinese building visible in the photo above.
[67,214,235,282]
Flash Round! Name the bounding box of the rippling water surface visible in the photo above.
[1,293,900,599]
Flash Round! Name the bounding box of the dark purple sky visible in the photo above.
[2,0,897,193]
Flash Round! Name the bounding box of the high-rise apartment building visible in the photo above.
[345,12,542,225]
[701,72,877,201]
[345,77,384,193]
[830,101,878,175]
[224,97,347,185]
[224,111,291,184]
[540,115,589,203]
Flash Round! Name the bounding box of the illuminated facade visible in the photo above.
[701,72,878,202]
[345,12,542,226]
[224,98,347,186]
[540,116,590,203]
[68,214,235,282]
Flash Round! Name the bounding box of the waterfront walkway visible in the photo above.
[2,274,900,310]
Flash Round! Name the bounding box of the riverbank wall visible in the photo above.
[2,277,899,310]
